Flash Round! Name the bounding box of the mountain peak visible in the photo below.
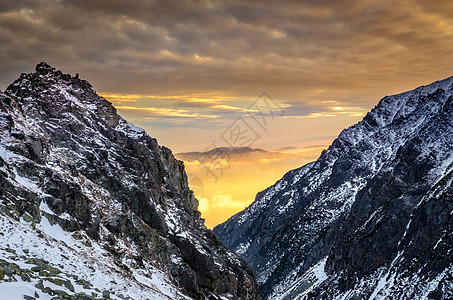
[6,62,93,101]
[35,61,55,76]
[34,61,84,83]
[215,75,453,299]
[0,64,259,299]
[5,62,119,128]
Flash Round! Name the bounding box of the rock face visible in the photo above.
[0,62,258,299]
[214,76,453,299]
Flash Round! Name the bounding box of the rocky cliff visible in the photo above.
[0,62,258,299]
[214,76,453,299]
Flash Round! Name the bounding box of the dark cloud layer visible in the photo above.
[1,0,452,116]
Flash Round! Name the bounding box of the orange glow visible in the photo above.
[177,146,326,228]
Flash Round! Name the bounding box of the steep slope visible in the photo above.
[214,76,453,299]
[0,62,258,299]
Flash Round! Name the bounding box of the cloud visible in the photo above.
[102,92,254,120]
[0,0,452,150]
[102,92,236,105]
[1,0,452,98]
[210,104,258,112]
[178,143,328,227]
[115,105,219,119]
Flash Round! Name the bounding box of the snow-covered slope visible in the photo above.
[0,62,258,299]
[0,209,183,300]
[214,76,453,299]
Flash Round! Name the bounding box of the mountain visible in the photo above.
[0,62,258,299]
[176,147,271,161]
[176,146,322,171]
[214,76,453,299]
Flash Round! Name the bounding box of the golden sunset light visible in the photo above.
[1,1,453,299]
[176,146,326,228]
[1,0,453,228]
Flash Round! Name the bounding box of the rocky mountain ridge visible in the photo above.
[214,75,453,299]
[0,62,258,299]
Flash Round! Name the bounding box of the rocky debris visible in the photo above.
[215,75,453,299]
[0,62,258,299]
[0,248,105,299]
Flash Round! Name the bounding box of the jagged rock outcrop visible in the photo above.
[0,62,258,299]
[214,76,453,299]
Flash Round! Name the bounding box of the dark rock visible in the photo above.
[0,62,258,299]
[215,75,453,299]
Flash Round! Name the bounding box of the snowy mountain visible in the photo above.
[214,76,453,299]
[0,62,258,300]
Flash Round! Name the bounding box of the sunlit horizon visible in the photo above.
[175,145,328,228]
[1,0,452,228]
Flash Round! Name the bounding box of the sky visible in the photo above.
[175,147,326,228]
[1,0,453,226]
